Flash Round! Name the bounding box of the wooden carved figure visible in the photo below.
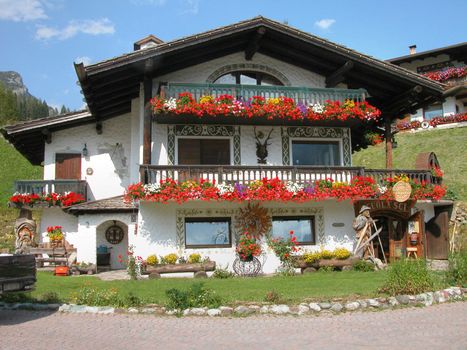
[254,127,273,164]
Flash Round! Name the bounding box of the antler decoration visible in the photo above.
[254,127,273,164]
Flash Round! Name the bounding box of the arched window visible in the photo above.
[213,71,283,86]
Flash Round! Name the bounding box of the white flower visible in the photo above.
[309,103,324,113]
[164,98,177,111]
[286,181,304,193]
[144,183,160,194]
[378,185,387,194]
[216,183,234,195]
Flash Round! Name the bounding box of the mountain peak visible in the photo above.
[0,71,29,96]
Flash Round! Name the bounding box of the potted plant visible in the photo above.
[47,226,64,247]
[236,232,262,262]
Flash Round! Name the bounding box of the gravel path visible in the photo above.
[1,302,466,350]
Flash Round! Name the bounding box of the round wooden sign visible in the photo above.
[105,225,124,244]
[392,181,412,203]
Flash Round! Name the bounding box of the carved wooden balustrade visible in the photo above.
[14,180,87,197]
[140,165,437,186]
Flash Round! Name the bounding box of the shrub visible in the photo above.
[146,254,159,266]
[303,252,320,264]
[333,247,351,260]
[379,259,436,295]
[353,260,375,272]
[212,265,234,279]
[319,249,334,260]
[165,283,222,310]
[122,292,142,307]
[264,290,283,303]
[161,253,178,265]
[446,251,467,287]
[187,253,201,264]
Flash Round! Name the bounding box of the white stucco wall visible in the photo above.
[152,52,325,90]
[152,124,348,166]
[44,113,133,200]
[135,200,356,274]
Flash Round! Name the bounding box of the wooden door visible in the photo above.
[407,211,425,258]
[55,153,81,180]
[426,211,449,259]
[388,218,405,262]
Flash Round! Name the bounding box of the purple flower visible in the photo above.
[234,183,248,195]
[304,184,315,194]
[297,102,307,115]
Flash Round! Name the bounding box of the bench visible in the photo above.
[144,261,216,279]
[30,244,77,268]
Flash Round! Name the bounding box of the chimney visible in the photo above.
[409,45,417,55]
[134,35,164,51]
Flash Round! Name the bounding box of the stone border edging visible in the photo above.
[1,287,465,317]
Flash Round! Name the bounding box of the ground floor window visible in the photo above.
[185,217,231,248]
[271,216,315,245]
[292,140,341,166]
[423,104,443,120]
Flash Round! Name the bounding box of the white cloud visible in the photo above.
[314,18,335,30]
[0,0,47,21]
[36,18,115,40]
[181,0,199,15]
[75,56,92,66]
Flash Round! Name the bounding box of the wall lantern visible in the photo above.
[82,143,88,157]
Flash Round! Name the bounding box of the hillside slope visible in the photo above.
[353,127,467,200]
[0,136,42,204]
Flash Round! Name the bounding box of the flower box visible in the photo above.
[295,257,359,271]
[143,261,216,277]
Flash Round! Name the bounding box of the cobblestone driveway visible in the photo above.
[1,302,466,350]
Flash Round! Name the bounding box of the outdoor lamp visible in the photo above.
[82,143,88,157]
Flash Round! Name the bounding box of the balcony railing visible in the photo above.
[15,180,87,198]
[160,83,368,105]
[140,165,437,186]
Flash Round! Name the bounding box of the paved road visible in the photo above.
[1,302,466,350]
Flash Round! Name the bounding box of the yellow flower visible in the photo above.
[303,252,320,264]
[333,247,351,260]
[344,99,355,108]
[146,254,159,266]
[332,181,346,188]
[200,95,214,104]
[267,97,280,105]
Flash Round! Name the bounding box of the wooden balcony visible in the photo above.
[140,165,437,186]
[161,83,368,105]
[14,180,87,198]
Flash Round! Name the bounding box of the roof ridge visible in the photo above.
[2,109,90,131]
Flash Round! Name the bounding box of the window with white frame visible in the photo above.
[271,216,315,245]
[185,217,231,248]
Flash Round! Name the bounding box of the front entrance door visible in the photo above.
[55,153,81,179]
[374,216,405,262]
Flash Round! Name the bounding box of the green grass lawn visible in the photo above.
[30,270,387,305]
[353,127,467,200]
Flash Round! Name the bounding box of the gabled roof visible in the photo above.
[1,110,92,164]
[76,16,444,121]
[388,42,467,65]
[66,196,136,215]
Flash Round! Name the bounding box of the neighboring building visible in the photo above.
[388,42,467,122]
[1,17,452,273]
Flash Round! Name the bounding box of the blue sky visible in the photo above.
[0,0,466,111]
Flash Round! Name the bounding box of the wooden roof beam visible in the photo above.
[245,27,266,60]
[382,85,423,113]
[325,61,354,87]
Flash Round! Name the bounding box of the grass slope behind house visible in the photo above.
[31,271,387,304]
[353,127,467,201]
[0,136,42,251]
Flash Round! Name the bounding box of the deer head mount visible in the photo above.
[254,127,273,164]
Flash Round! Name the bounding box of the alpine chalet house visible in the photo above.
[2,17,451,273]
[388,42,466,126]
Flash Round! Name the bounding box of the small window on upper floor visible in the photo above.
[213,71,283,86]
